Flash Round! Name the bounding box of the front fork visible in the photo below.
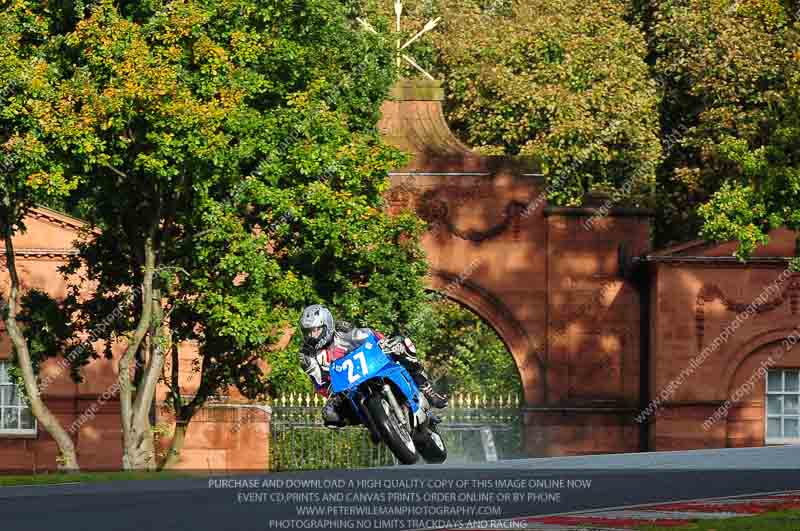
[357,381,426,444]
[383,382,430,432]
[382,383,411,432]
[355,383,403,444]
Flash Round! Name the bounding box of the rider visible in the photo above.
[297,304,448,427]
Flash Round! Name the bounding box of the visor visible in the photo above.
[303,326,324,340]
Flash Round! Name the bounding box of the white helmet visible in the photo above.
[299,304,335,350]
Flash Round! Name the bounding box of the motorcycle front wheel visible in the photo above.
[366,394,419,465]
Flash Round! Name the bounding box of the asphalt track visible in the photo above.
[2,446,800,531]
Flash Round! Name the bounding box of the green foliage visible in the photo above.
[670,1,800,259]
[647,0,800,247]
[0,470,190,486]
[6,0,426,421]
[263,343,314,396]
[408,294,521,397]
[12,289,72,376]
[0,1,80,234]
[362,0,662,206]
[698,183,771,259]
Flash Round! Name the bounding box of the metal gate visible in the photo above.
[269,393,522,471]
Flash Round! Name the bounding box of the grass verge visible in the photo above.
[0,471,191,487]
[638,508,800,530]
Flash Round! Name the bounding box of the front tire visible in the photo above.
[366,394,419,465]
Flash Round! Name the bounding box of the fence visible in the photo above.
[269,392,523,471]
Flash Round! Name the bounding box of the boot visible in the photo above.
[322,393,347,428]
[418,381,448,409]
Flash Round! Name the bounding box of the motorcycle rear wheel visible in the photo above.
[366,394,419,465]
[414,424,447,464]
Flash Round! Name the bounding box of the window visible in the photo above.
[0,361,36,435]
[766,369,800,444]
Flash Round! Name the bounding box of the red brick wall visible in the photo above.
[649,261,800,450]
[156,405,270,471]
[0,208,271,472]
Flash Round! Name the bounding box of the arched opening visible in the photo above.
[425,269,544,405]
[410,291,522,399]
[408,290,527,461]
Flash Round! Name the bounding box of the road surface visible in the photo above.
[2,446,800,531]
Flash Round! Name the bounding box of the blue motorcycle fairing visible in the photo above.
[329,332,421,413]
[375,362,421,413]
[329,337,391,393]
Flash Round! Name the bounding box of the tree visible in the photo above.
[41,0,427,469]
[697,64,800,264]
[362,0,662,206]
[0,0,81,471]
[645,0,800,246]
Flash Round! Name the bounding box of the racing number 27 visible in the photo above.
[342,352,369,383]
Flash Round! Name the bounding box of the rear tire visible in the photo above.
[366,394,419,465]
[415,424,447,464]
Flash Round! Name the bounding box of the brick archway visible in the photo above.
[381,79,652,456]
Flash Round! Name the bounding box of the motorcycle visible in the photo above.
[329,331,447,465]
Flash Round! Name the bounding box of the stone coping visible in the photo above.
[204,402,272,414]
[543,206,654,217]
[638,256,795,265]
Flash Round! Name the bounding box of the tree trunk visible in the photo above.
[2,233,80,472]
[121,415,157,471]
[160,343,188,470]
[120,236,156,471]
[125,270,170,469]
[131,282,167,470]
[139,415,157,471]
[160,420,188,470]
